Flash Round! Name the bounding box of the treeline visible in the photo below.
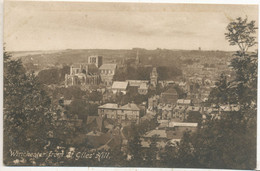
[37,65,70,85]
[114,65,182,81]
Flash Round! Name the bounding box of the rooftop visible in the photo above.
[112,81,128,90]
[98,103,118,109]
[169,122,198,128]
[99,64,117,70]
[98,102,140,111]
[144,130,167,139]
[120,103,140,111]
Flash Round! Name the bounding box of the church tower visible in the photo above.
[150,67,158,87]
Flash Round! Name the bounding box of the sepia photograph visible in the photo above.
[2,0,259,170]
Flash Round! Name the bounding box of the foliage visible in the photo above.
[38,65,70,85]
[208,73,237,105]
[225,17,257,53]
[113,65,182,81]
[127,133,143,166]
[52,86,86,100]
[3,50,56,165]
[88,90,103,102]
[186,111,202,123]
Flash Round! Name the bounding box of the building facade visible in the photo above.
[111,81,129,94]
[88,56,103,68]
[65,63,101,87]
[99,64,117,86]
[98,103,140,123]
[160,88,178,104]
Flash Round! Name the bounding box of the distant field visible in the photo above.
[9,49,234,72]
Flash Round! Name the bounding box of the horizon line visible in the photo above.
[7,48,240,53]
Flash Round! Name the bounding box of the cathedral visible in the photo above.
[65,56,102,87]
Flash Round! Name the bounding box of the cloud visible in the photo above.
[4,1,258,51]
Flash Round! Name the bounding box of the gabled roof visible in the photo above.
[120,103,140,111]
[99,64,117,70]
[144,130,167,139]
[98,103,118,109]
[112,81,128,90]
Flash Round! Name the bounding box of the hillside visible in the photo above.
[9,49,234,72]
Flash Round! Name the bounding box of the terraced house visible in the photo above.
[98,103,140,124]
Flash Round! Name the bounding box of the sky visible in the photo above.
[4,1,259,51]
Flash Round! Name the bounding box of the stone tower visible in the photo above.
[150,67,158,87]
[88,55,103,68]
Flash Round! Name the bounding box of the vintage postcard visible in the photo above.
[2,0,258,170]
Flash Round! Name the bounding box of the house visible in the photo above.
[142,130,168,148]
[99,64,117,86]
[173,105,187,121]
[158,121,198,141]
[144,130,167,139]
[98,102,140,123]
[148,95,160,111]
[111,81,129,94]
[126,80,149,95]
[138,83,149,95]
[160,88,178,104]
[177,99,191,106]
[160,104,174,120]
[126,80,149,87]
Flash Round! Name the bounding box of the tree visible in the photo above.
[38,65,70,85]
[127,134,143,166]
[225,17,257,53]
[186,111,202,123]
[225,17,257,108]
[38,68,60,84]
[3,50,56,165]
[145,135,159,166]
[208,73,237,105]
[88,90,102,102]
[67,99,88,120]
